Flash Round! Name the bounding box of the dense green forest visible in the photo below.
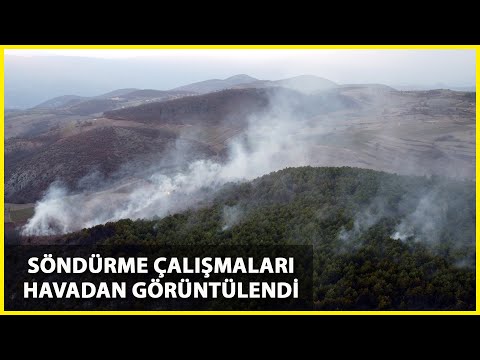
[47,167,476,310]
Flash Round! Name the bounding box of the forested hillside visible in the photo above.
[25,167,475,310]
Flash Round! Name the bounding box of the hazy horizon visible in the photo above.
[4,49,476,108]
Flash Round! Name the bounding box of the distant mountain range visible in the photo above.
[3,75,344,134]
[5,68,475,110]
[28,74,476,112]
[31,74,339,110]
[33,88,195,111]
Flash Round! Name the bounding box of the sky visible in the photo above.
[4,49,476,108]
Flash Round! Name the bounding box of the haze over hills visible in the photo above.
[5,51,475,109]
[5,76,475,211]
[5,88,198,139]
[4,74,341,139]
[34,95,89,109]
[33,88,195,111]
[276,75,338,92]
[30,73,338,111]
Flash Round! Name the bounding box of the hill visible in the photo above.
[34,95,88,109]
[5,88,198,139]
[276,75,338,93]
[104,87,278,126]
[172,74,338,94]
[20,166,475,310]
[5,88,284,203]
[233,75,339,93]
[33,89,142,109]
[95,88,139,99]
[5,125,216,203]
[33,89,141,109]
[173,74,259,93]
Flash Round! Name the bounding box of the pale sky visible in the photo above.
[6,49,476,84]
[4,49,476,108]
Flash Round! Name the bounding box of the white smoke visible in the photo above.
[391,189,447,243]
[221,205,244,231]
[22,93,324,236]
[338,196,390,244]
[337,188,450,245]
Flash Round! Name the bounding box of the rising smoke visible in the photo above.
[221,205,244,231]
[22,91,324,236]
[391,189,447,242]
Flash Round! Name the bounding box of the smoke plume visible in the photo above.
[22,91,323,235]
